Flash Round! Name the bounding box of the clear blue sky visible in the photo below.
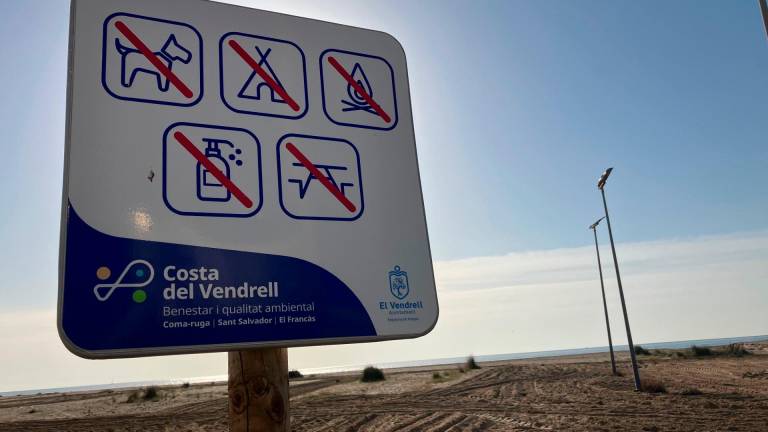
[408,0,768,257]
[1,0,767,305]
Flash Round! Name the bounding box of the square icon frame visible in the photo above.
[101,12,204,107]
[162,122,264,218]
[319,48,398,131]
[219,32,309,120]
[276,133,365,222]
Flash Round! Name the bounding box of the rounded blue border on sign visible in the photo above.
[276,133,365,221]
[319,48,398,131]
[219,32,309,120]
[162,122,264,218]
[101,12,204,107]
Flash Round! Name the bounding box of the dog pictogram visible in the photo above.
[115,34,192,92]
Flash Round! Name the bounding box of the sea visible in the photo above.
[2,334,766,397]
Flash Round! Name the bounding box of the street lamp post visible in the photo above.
[589,217,617,376]
[760,0,768,40]
[597,167,642,391]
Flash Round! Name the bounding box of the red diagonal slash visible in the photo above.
[285,142,357,213]
[114,21,194,99]
[173,131,253,208]
[228,39,301,112]
[327,56,391,123]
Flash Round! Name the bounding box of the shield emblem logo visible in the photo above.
[389,265,409,300]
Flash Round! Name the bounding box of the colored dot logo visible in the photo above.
[93,260,155,302]
[96,266,111,280]
[132,268,147,303]
[132,289,147,303]
[98,266,143,301]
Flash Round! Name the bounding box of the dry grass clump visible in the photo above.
[465,355,481,370]
[125,386,160,403]
[640,377,667,394]
[639,343,750,359]
[725,343,750,357]
[361,366,385,382]
[690,345,713,356]
[634,345,651,355]
[143,386,159,400]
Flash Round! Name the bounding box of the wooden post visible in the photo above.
[228,348,289,432]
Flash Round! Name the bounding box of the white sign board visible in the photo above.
[59,0,438,358]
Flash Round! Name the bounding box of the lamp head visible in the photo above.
[588,216,606,230]
[597,167,613,189]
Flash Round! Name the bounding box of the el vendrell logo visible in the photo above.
[93,260,155,303]
[389,265,409,300]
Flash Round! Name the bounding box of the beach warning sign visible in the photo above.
[59,0,437,358]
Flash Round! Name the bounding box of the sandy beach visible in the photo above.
[1,342,767,431]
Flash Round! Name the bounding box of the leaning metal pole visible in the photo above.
[600,188,641,390]
[592,226,617,375]
[760,0,768,40]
